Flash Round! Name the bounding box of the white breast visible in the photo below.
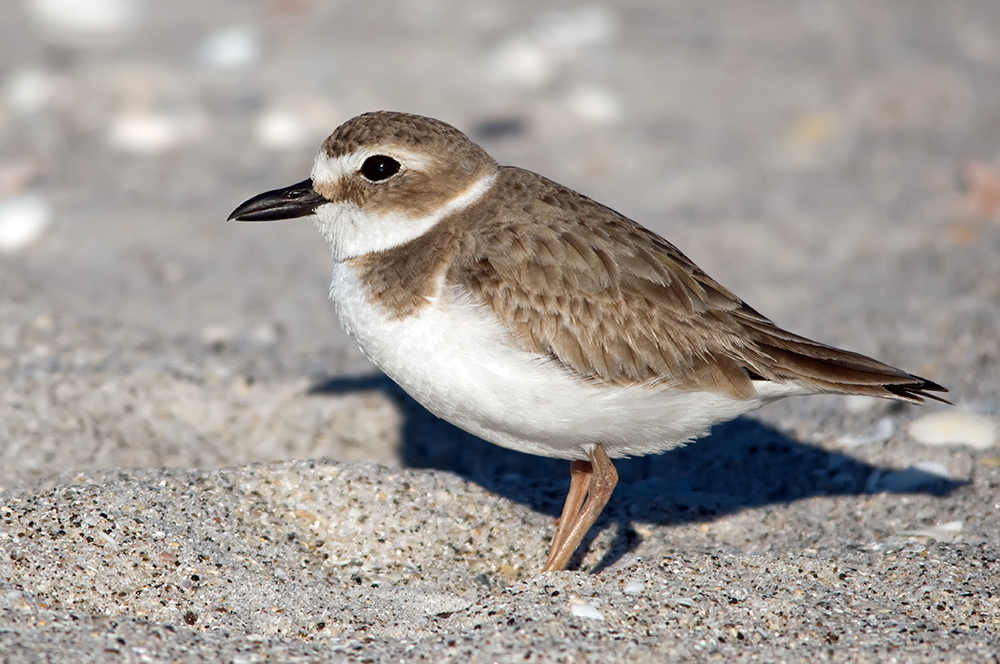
[329,262,794,460]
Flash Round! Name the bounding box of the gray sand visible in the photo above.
[2,1,999,661]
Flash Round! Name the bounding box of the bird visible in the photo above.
[229,110,947,573]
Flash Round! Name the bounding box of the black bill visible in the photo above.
[228,179,326,222]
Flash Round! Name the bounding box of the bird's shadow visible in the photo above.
[310,373,963,571]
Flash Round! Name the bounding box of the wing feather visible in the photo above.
[447,167,947,403]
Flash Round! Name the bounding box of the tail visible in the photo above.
[738,317,949,404]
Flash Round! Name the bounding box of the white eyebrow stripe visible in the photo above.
[311,147,434,184]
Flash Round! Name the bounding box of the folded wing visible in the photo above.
[452,167,947,404]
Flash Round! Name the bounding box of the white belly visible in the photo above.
[329,262,790,460]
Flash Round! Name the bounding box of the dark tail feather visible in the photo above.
[884,380,950,404]
[741,320,950,404]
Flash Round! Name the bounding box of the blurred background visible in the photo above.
[1,0,998,490]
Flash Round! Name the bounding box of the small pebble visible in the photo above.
[486,7,616,90]
[564,85,621,124]
[199,25,262,70]
[843,394,880,413]
[836,417,895,448]
[107,110,182,154]
[569,598,604,621]
[666,597,697,608]
[912,460,953,478]
[866,462,951,493]
[4,68,58,114]
[897,520,963,538]
[253,109,311,150]
[622,581,645,595]
[25,0,142,48]
[107,107,206,155]
[408,591,470,617]
[908,412,996,449]
[535,6,617,52]
[250,322,280,345]
[487,37,553,88]
[0,193,52,252]
[201,324,233,347]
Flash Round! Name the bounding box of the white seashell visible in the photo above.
[107,110,182,154]
[0,193,52,252]
[622,581,646,595]
[569,598,604,620]
[908,412,996,450]
[564,85,621,124]
[898,520,963,538]
[837,417,895,448]
[254,109,312,150]
[25,0,142,48]
[199,25,262,70]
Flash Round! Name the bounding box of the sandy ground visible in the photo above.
[1,1,999,661]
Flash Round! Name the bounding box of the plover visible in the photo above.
[229,111,947,572]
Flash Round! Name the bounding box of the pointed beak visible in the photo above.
[228,179,326,222]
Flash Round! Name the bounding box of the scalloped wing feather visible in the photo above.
[449,167,947,404]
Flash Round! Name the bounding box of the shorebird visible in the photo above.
[229,111,946,572]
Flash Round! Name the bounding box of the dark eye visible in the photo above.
[360,155,400,182]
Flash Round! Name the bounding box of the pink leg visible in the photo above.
[544,459,592,570]
[542,445,618,572]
